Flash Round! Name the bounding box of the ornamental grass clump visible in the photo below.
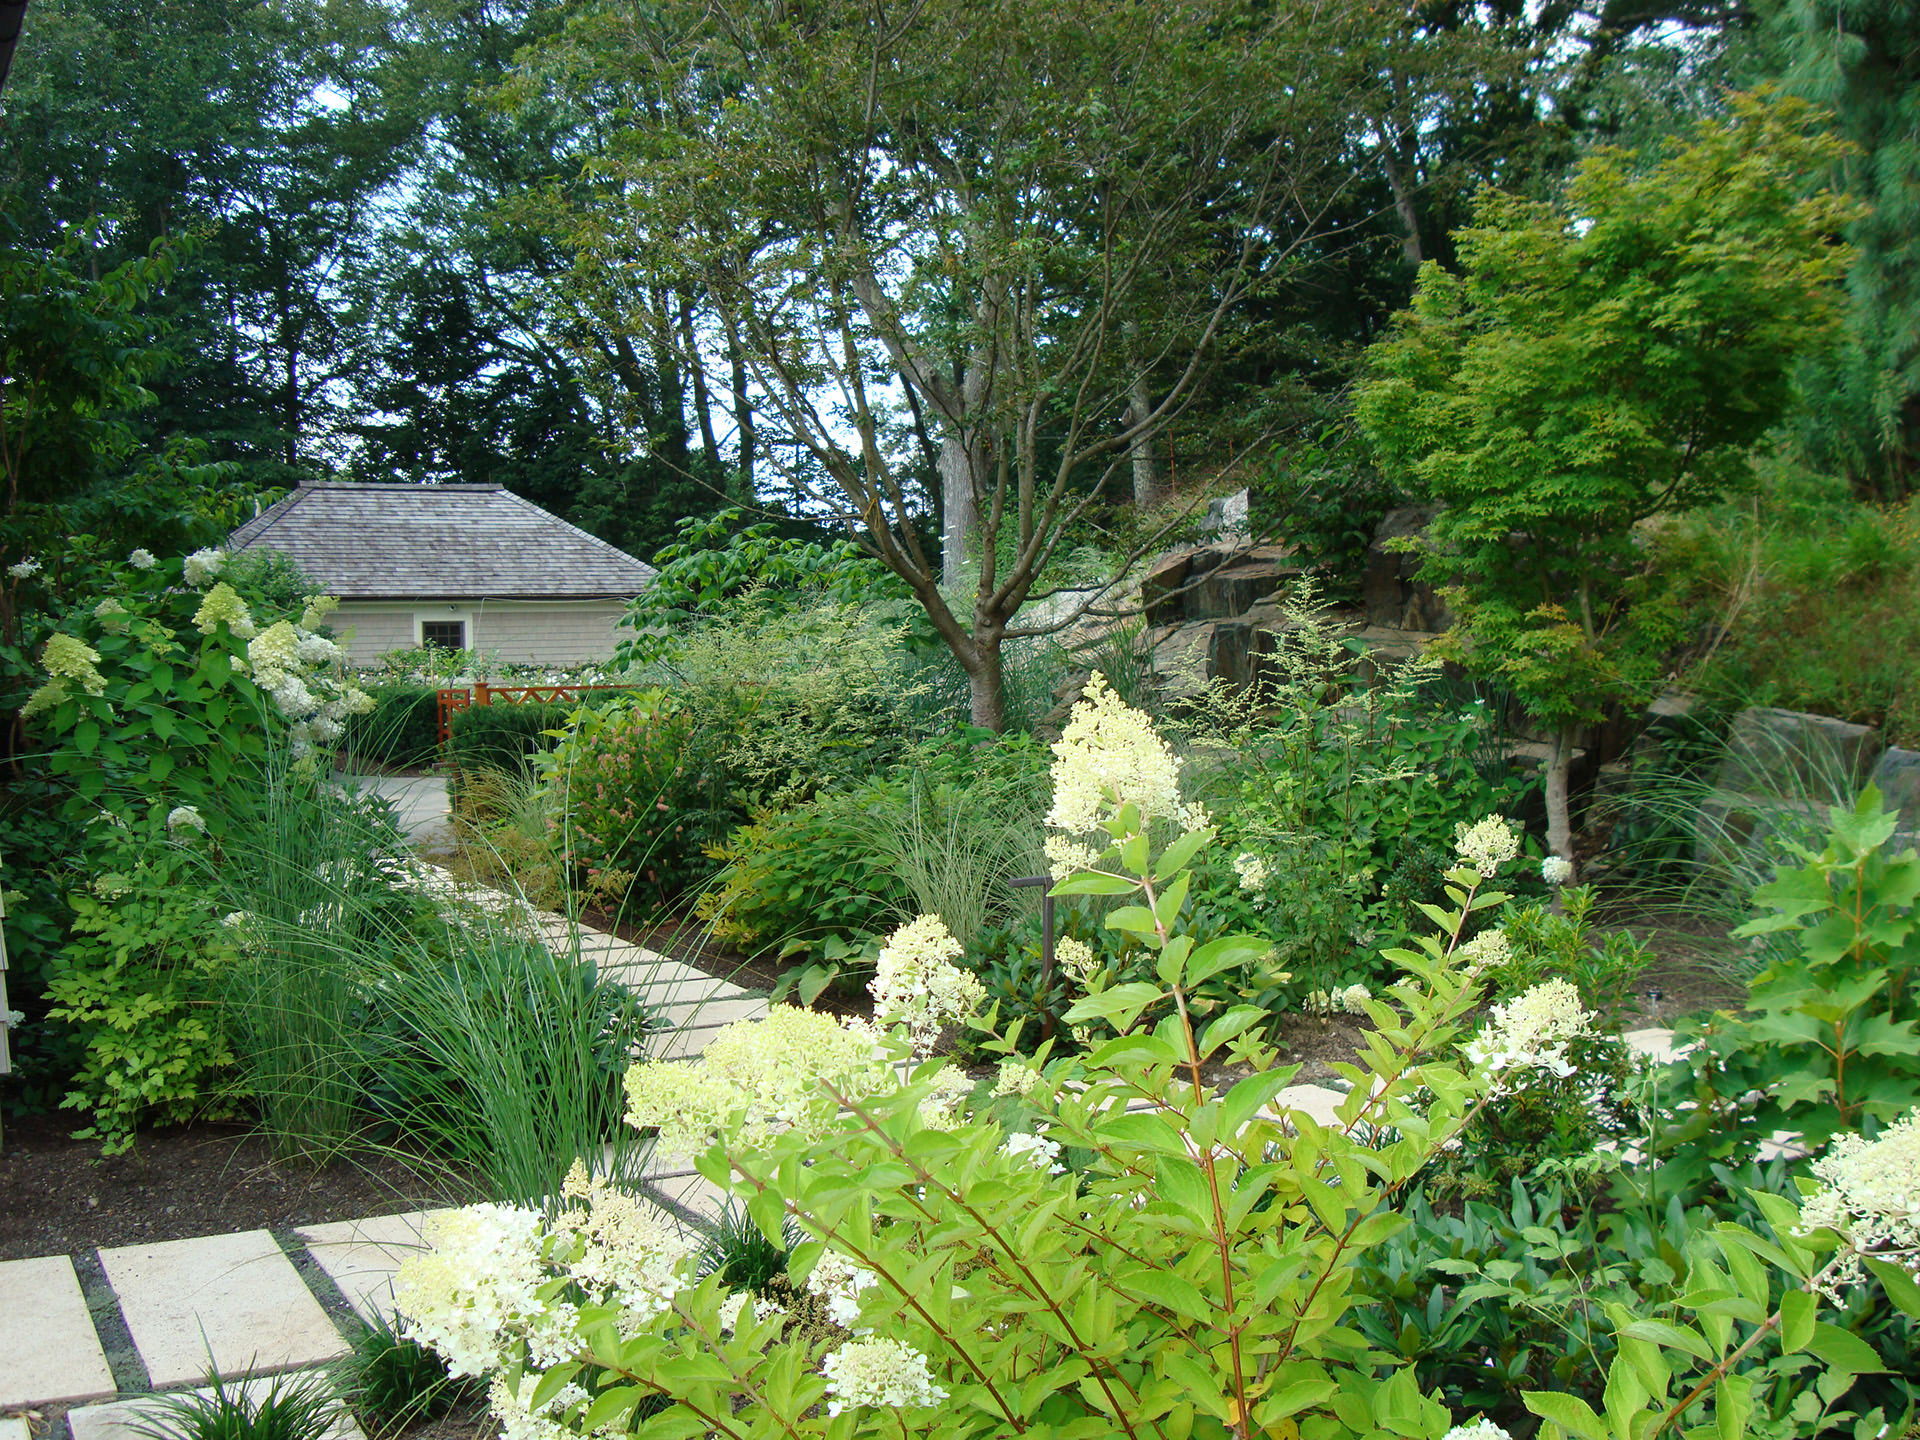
[391,677,1897,1440]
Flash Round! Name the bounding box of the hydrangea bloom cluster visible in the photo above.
[9,556,40,579]
[192,583,256,639]
[245,615,372,761]
[128,548,156,569]
[993,1058,1043,1098]
[182,547,226,587]
[391,1203,551,1377]
[1442,1421,1512,1440]
[94,597,130,633]
[21,633,109,717]
[806,1249,878,1328]
[624,1005,894,1156]
[1305,984,1371,1016]
[1795,1106,1920,1300]
[1233,852,1269,893]
[1453,815,1519,875]
[1455,927,1512,976]
[1465,979,1593,1087]
[1003,1129,1065,1173]
[1541,855,1575,886]
[821,1338,949,1416]
[870,914,985,1052]
[166,805,205,834]
[1044,672,1202,879]
[394,1168,699,1386]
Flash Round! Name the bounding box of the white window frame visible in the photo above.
[413,607,474,652]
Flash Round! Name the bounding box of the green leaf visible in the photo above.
[580,1386,648,1433]
[1105,904,1162,940]
[1780,1290,1817,1353]
[1063,983,1163,1030]
[1185,934,1270,988]
[1806,1322,1887,1374]
[1220,1068,1298,1135]
[1050,872,1136,896]
[1523,1390,1607,1440]
[1154,826,1213,880]
[1865,1258,1920,1318]
[1153,1156,1213,1222]
[1116,1265,1213,1323]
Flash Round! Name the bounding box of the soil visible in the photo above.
[0,1115,461,1262]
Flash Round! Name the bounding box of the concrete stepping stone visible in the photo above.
[98,1231,348,1387]
[0,1255,116,1406]
[1267,1084,1349,1129]
[1623,1027,1694,1063]
[2,1416,30,1440]
[68,1382,366,1440]
[294,1212,448,1326]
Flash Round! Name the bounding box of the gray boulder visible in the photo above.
[1714,706,1885,802]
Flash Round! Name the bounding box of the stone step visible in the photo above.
[0,1255,116,1407]
[97,1231,349,1387]
[293,1212,446,1326]
[68,1382,367,1440]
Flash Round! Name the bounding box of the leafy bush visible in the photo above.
[1191,584,1534,996]
[697,780,910,958]
[344,683,442,769]
[540,688,735,906]
[447,698,573,778]
[389,682,1915,1440]
[1647,787,1920,1195]
[1668,478,1920,743]
[41,810,244,1153]
[1491,885,1656,1029]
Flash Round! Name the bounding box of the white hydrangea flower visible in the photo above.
[1443,1421,1513,1440]
[551,1160,695,1329]
[1003,1129,1064,1174]
[166,805,205,835]
[870,915,985,1053]
[1045,672,1201,846]
[1056,936,1099,986]
[1466,978,1592,1089]
[8,556,40,579]
[295,631,342,666]
[1541,855,1575,886]
[917,1066,975,1129]
[192,583,256,639]
[1233,851,1269,893]
[806,1250,878,1330]
[993,1059,1042,1098]
[94,597,131,634]
[1795,1107,1920,1301]
[1456,927,1512,976]
[392,1203,549,1377]
[1337,983,1372,1015]
[1454,815,1520,875]
[299,594,339,630]
[624,1006,895,1156]
[128,548,156,570]
[821,1338,948,1416]
[182,547,226,587]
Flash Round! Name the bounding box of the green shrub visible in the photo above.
[344,683,442,769]
[541,688,737,906]
[1646,786,1920,1196]
[447,698,574,777]
[697,780,910,958]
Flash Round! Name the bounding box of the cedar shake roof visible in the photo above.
[228,482,658,601]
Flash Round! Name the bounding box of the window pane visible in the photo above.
[421,620,466,650]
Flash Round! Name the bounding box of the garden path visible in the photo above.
[336,772,454,853]
[0,900,764,1420]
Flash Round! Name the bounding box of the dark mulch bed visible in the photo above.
[0,1115,459,1261]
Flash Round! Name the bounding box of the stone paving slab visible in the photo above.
[98,1231,348,1387]
[294,1212,447,1326]
[0,1254,117,1407]
[644,1169,730,1227]
[1267,1084,1348,1129]
[2,1416,31,1440]
[69,1383,366,1440]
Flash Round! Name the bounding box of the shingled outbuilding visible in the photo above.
[228,481,657,666]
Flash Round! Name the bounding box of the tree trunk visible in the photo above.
[1129,374,1160,508]
[939,433,977,590]
[726,322,755,499]
[1546,724,1577,892]
[966,631,1005,731]
[1377,127,1423,268]
[679,294,720,461]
